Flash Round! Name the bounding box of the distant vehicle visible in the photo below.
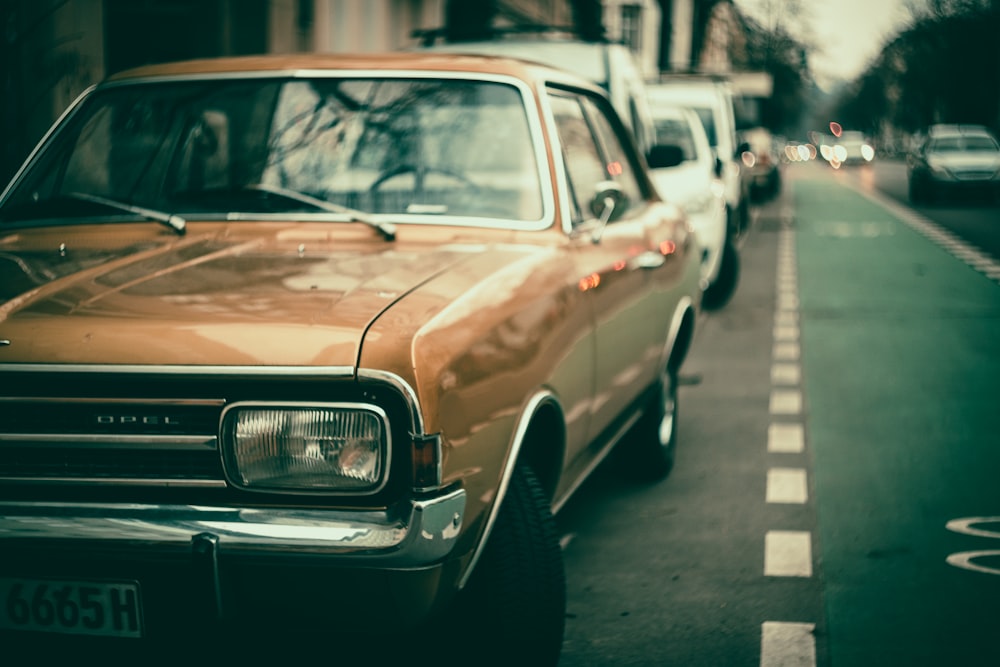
[413,28,658,157]
[648,104,738,309]
[907,124,1000,203]
[740,126,782,201]
[647,76,752,240]
[832,130,875,166]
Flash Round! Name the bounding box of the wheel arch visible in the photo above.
[664,297,697,377]
[457,389,566,589]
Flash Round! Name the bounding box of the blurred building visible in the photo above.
[1,0,752,182]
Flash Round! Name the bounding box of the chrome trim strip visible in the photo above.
[0,364,356,376]
[457,390,557,590]
[551,409,643,515]
[0,489,466,567]
[356,369,425,436]
[0,477,227,488]
[0,434,217,449]
[0,397,226,407]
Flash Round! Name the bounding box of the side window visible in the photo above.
[579,95,644,208]
[549,93,607,224]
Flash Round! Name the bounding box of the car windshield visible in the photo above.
[653,117,698,161]
[0,76,544,225]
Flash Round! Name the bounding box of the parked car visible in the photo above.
[413,28,658,157]
[648,103,738,309]
[647,76,752,241]
[740,126,782,201]
[907,124,1000,203]
[0,53,701,662]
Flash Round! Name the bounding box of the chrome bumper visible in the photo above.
[0,489,466,567]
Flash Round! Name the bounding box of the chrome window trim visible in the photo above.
[219,400,391,497]
[1,70,557,233]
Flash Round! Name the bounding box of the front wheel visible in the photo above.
[446,465,566,664]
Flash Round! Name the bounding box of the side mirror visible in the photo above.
[589,180,628,244]
[646,144,685,170]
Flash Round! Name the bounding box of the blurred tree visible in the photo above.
[832,0,999,138]
[739,12,812,135]
[444,0,497,42]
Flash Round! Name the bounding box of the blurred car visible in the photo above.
[0,52,701,661]
[647,76,752,240]
[413,28,658,157]
[740,126,782,201]
[907,124,1000,203]
[648,103,737,309]
[817,131,872,167]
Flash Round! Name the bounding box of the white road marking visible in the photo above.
[760,621,817,667]
[771,363,801,385]
[768,423,805,453]
[765,530,813,577]
[767,468,808,504]
[773,342,801,361]
[773,325,800,342]
[769,389,802,415]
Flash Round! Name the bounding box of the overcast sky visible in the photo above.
[735,0,914,90]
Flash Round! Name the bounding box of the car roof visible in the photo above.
[105,51,600,93]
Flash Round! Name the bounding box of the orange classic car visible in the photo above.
[0,53,700,662]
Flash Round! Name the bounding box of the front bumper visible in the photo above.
[0,489,466,639]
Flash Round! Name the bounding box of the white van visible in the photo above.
[415,33,658,157]
[647,76,751,239]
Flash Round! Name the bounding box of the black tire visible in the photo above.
[620,364,679,482]
[449,465,566,665]
[701,238,740,311]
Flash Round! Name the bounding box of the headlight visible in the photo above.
[221,403,389,493]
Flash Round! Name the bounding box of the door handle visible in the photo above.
[629,251,665,270]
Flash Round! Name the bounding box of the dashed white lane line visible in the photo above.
[768,423,805,454]
[773,341,801,361]
[766,468,809,504]
[760,621,817,667]
[771,363,801,385]
[769,389,802,415]
[764,530,813,577]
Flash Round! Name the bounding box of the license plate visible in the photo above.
[0,577,143,638]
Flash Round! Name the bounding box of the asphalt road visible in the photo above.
[555,158,1000,666]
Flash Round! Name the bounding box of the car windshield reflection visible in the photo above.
[1,77,545,225]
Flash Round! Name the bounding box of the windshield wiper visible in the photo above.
[245,183,396,242]
[68,192,186,236]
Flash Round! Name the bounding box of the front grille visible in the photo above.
[0,398,226,487]
[0,446,221,481]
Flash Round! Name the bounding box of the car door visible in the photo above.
[548,88,681,466]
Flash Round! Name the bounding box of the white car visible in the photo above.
[647,77,751,241]
[648,104,737,309]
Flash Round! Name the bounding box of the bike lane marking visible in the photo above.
[793,172,1000,665]
[761,219,817,667]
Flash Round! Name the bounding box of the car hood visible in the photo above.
[0,222,491,368]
